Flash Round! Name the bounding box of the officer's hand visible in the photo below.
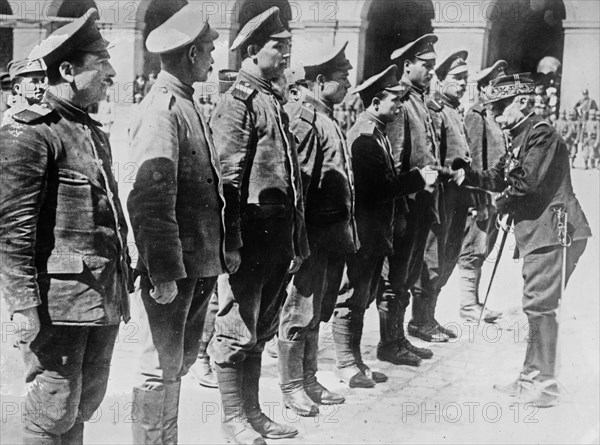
[419,165,439,186]
[495,194,510,215]
[225,250,242,275]
[12,307,40,345]
[288,256,303,274]
[150,281,178,305]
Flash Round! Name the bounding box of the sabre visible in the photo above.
[474,213,513,335]
[550,203,570,378]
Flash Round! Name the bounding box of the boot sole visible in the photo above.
[407,326,449,343]
[284,404,319,417]
[377,354,421,367]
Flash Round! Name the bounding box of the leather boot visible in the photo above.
[278,339,319,416]
[244,353,299,439]
[352,317,388,383]
[162,381,181,445]
[61,423,83,445]
[459,268,501,323]
[214,362,265,445]
[333,316,376,388]
[303,328,345,405]
[132,386,165,445]
[396,297,433,359]
[429,291,458,339]
[408,288,449,342]
[523,314,559,381]
[377,297,421,366]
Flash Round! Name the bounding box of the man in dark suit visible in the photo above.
[127,6,225,443]
[333,65,438,388]
[208,7,308,443]
[455,74,592,407]
[0,9,131,444]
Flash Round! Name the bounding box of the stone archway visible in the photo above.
[1,0,13,70]
[485,0,565,75]
[361,0,435,81]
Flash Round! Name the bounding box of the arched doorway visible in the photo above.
[141,0,188,76]
[0,0,13,71]
[232,0,292,69]
[362,0,434,81]
[486,0,565,75]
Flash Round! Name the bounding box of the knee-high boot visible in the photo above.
[303,327,344,404]
[278,339,319,416]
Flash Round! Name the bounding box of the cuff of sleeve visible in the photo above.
[456,169,466,186]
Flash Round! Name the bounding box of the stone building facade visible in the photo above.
[1,0,598,109]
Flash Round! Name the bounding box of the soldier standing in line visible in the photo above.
[127,6,226,443]
[1,58,46,126]
[0,9,132,444]
[581,109,599,169]
[457,60,507,323]
[411,50,478,338]
[208,7,308,444]
[380,34,444,353]
[454,74,591,407]
[566,109,580,168]
[574,88,598,119]
[334,65,438,388]
[277,42,355,415]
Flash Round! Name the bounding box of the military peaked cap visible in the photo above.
[28,9,110,67]
[146,4,219,54]
[353,65,406,103]
[391,33,438,62]
[7,58,45,81]
[230,7,291,52]
[473,60,508,87]
[435,50,468,79]
[484,73,535,104]
[302,41,353,77]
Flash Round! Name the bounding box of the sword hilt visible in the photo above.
[551,203,571,247]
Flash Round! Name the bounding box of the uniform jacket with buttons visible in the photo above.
[0,92,131,325]
[465,113,592,257]
[348,112,425,255]
[285,91,359,254]
[210,70,309,264]
[463,100,507,209]
[387,81,440,220]
[581,119,599,147]
[128,71,226,282]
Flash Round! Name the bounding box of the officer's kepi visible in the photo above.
[301,41,353,78]
[390,33,438,62]
[146,3,219,54]
[28,8,110,67]
[435,50,468,80]
[230,6,291,52]
[352,65,407,103]
[484,73,535,104]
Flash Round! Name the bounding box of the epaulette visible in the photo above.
[299,103,316,124]
[150,86,175,110]
[12,103,53,124]
[533,121,550,129]
[231,81,258,102]
[427,98,443,112]
[359,119,377,136]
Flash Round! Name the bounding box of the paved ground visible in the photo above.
[1,107,599,444]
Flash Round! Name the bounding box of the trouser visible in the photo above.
[134,274,218,388]
[132,275,217,444]
[22,324,119,444]
[279,243,345,341]
[381,194,434,308]
[412,184,469,323]
[521,239,587,381]
[458,203,499,311]
[209,260,290,364]
[199,291,219,358]
[333,250,384,369]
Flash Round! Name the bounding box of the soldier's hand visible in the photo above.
[12,307,40,345]
[288,256,303,274]
[225,250,242,275]
[150,281,178,305]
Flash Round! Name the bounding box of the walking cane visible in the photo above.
[550,203,571,378]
